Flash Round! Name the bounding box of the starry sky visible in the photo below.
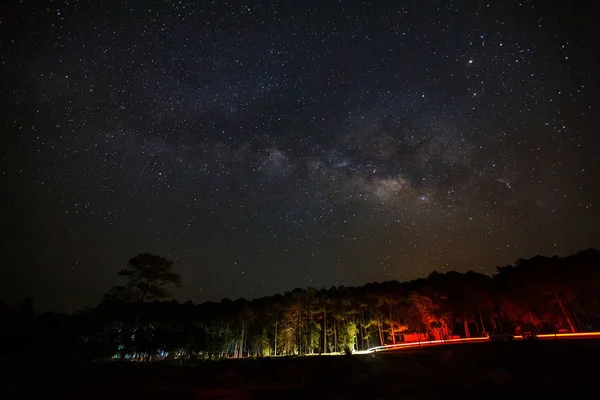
[1,0,599,312]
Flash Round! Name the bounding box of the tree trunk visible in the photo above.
[569,303,582,331]
[478,310,487,336]
[555,292,577,333]
[309,314,313,353]
[360,324,365,350]
[238,323,241,358]
[274,315,278,357]
[494,313,503,333]
[463,318,471,338]
[333,321,337,352]
[296,308,301,355]
[322,310,327,353]
[389,309,396,345]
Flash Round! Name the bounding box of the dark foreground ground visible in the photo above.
[3,340,600,399]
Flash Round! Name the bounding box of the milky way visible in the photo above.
[2,1,599,312]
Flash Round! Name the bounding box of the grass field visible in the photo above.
[4,340,600,399]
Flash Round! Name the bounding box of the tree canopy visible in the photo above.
[110,253,182,303]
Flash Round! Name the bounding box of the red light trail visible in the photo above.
[354,332,600,354]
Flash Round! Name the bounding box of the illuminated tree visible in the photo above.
[338,321,358,354]
[409,292,452,340]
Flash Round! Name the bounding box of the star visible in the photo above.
[0,0,598,312]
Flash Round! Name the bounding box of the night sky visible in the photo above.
[1,1,599,313]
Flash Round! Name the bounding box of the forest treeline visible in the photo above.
[2,249,600,365]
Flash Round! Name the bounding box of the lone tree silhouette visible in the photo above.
[110,253,182,302]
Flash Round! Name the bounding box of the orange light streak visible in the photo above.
[514,332,600,339]
[358,332,600,353]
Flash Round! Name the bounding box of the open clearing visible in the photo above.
[4,340,600,399]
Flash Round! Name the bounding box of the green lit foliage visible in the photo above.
[338,321,358,354]
[304,322,321,354]
[250,328,272,357]
[277,326,297,356]
[205,323,236,359]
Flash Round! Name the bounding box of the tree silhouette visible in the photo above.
[7,249,600,363]
[115,253,182,303]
